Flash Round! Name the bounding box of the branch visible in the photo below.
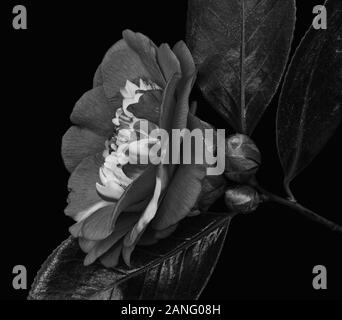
[257,186,342,234]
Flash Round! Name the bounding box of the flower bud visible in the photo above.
[224,134,261,183]
[224,185,260,214]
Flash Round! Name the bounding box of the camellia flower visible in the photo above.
[62,30,215,268]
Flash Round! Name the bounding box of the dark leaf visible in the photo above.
[28,212,232,300]
[277,0,342,196]
[186,0,295,134]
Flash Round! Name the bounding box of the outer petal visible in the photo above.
[81,204,116,241]
[70,86,117,137]
[93,64,103,88]
[151,115,207,230]
[62,126,106,173]
[171,42,197,131]
[109,165,157,228]
[99,242,123,268]
[79,237,97,253]
[122,30,165,87]
[157,43,181,82]
[84,213,139,266]
[101,30,165,101]
[122,176,162,266]
[101,39,152,100]
[65,154,110,220]
[151,164,206,230]
[173,41,196,79]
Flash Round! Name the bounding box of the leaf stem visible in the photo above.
[283,179,297,202]
[257,186,342,234]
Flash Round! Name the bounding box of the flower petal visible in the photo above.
[62,126,106,173]
[99,242,123,268]
[109,165,157,227]
[122,176,162,266]
[65,154,110,220]
[138,223,178,246]
[101,30,165,101]
[159,71,181,132]
[151,115,207,230]
[151,163,206,230]
[122,30,165,87]
[84,213,139,266]
[79,237,97,253]
[101,39,152,100]
[81,204,116,241]
[96,180,125,201]
[93,64,103,88]
[171,42,197,132]
[173,41,196,79]
[127,90,162,124]
[157,43,181,82]
[70,86,117,137]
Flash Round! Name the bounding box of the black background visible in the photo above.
[2,0,341,300]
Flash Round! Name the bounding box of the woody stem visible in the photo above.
[256,185,342,234]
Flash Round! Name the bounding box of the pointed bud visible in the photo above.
[224,134,261,183]
[224,185,260,214]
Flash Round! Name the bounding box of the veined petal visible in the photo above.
[122,176,162,266]
[65,154,111,221]
[70,86,117,137]
[122,30,165,87]
[81,204,116,241]
[101,39,152,100]
[62,126,106,173]
[84,213,139,266]
[93,64,103,88]
[74,200,112,222]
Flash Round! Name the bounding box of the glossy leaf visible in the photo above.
[28,213,232,300]
[186,0,295,134]
[277,0,342,196]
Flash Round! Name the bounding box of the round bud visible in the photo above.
[224,134,261,183]
[224,185,260,214]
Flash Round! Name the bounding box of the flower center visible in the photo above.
[96,79,161,200]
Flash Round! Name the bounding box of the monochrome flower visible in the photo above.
[61,30,213,268]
